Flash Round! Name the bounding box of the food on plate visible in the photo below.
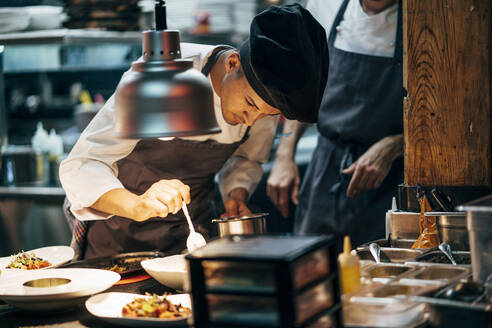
[6,251,51,270]
[108,264,127,273]
[122,293,191,319]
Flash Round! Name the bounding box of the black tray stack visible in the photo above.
[186,235,342,328]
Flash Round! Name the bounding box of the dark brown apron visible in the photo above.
[66,46,248,259]
[295,0,404,248]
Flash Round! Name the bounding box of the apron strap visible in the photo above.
[201,45,235,76]
[328,0,350,45]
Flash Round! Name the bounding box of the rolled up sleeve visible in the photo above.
[217,115,279,200]
[59,94,139,221]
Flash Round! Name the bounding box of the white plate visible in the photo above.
[0,245,74,278]
[141,255,188,291]
[86,292,191,327]
[0,268,120,311]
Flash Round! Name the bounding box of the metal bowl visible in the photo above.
[425,212,469,251]
[211,213,268,237]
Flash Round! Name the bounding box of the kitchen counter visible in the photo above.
[0,277,175,328]
[0,185,65,202]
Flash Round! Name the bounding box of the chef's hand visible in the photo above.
[221,188,252,218]
[342,134,403,198]
[266,154,300,218]
[135,179,191,221]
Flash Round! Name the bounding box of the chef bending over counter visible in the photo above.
[59,4,330,260]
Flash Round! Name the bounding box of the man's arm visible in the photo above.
[342,133,403,198]
[267,119,310,217]
[218,116,279,217]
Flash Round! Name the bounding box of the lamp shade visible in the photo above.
[114,30,221,139]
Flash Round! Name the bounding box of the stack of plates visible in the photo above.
[62,0,141,31]
[0,7,30,33]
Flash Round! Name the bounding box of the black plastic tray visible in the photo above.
[58,251,165,277]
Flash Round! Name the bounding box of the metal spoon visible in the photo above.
[438,242,457,265]
[369,243,381,263]
[182,202,206,253]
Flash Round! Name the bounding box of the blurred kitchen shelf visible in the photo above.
[0,28,142,45]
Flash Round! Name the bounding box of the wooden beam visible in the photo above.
[403,0,491,186]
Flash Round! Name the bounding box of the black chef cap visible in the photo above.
[239,4,328,123]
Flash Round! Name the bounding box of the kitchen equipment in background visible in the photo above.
[0,145,49,186]
[425,212,469,251]
[413,279,492,328]
[438,243,457,265]
[113,0,220,139]
[390,211,420,239]
[413,250,471,265]
[186,235,341,328]
[356,247,422,263]
[457,194,492,283]
[431,188,455,212]
[369,242,381,263]
[211,213,268,237]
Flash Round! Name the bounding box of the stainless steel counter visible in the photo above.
[0,185,65,201]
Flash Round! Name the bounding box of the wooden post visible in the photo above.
[403,0,492,186]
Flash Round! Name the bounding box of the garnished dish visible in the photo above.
[122,293,191,319]
[6,251,51,270]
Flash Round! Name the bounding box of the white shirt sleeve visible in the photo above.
[59,90,140,221]
[217,115,279,200]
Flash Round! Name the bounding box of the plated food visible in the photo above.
[122,293,191,319]
[86,292,191,327]
[6,251,51,270]
[0,246,74,279]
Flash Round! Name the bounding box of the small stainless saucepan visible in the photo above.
[212,213,268,238]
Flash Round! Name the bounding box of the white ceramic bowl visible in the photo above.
[141,255,189,291]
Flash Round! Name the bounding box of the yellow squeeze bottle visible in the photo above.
[338,235,361,294]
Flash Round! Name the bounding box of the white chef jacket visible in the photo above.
[60,43,279,222]
[307,0,398,57]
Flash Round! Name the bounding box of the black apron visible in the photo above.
[295,0,404,248]
[65,46,248,259]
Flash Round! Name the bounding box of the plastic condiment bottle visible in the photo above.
[338,235,361,294]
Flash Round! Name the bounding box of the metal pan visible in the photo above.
[58,251,165,277]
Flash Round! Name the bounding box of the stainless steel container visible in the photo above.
[211,213,268,237]
[458,195,492,283]
[0,145,49,186]
[425,212,469,251]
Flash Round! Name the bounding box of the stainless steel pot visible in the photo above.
[0,145,49,186]
[425,212,468,251]
[212,213,268,237]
